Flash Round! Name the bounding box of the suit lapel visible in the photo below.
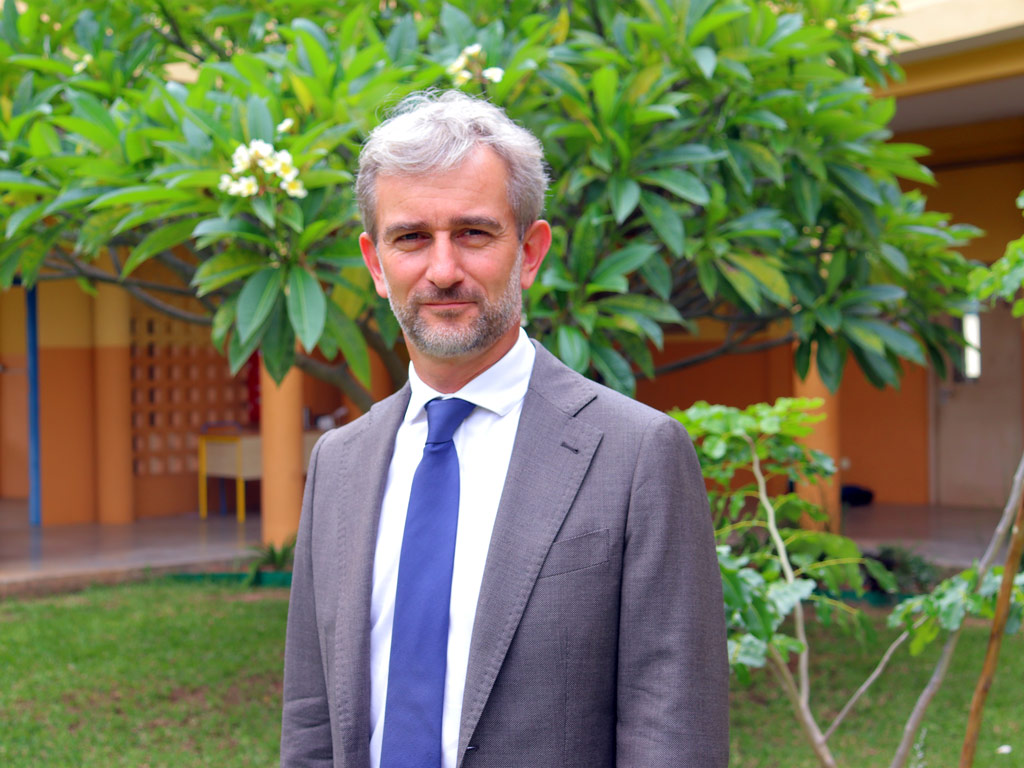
[457,346,602,763]
[332,386,410,767]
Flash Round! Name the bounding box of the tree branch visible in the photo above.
[654,329,794,376]
[294,354,374,414]
[360,320,408,391]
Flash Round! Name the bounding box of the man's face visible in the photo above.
[359,147,550,367]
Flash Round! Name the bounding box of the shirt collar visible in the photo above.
[405,328,536,425]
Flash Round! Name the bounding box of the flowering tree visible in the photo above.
[0,0,979,407]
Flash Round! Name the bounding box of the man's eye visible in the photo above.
[394,233,426,244]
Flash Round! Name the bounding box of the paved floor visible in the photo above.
[0,499,261,597]
[0,498,1008,597]
[842,503,1005,568]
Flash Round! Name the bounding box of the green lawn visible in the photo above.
[1,581,1021,767]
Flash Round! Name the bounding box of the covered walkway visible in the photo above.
[0,499,260,597]
[1,497,1004,599]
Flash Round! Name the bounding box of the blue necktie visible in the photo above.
[381,397,476,768]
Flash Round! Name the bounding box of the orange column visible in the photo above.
[0,290,29,499]
[260,359,304,546]
[794,356,842,532]
[38,281,97,524]
[93,262,134,525]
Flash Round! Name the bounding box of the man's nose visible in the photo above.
[424,234,464,289]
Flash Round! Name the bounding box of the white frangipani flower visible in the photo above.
[482,67,504,83]
[232,176,259,197]
[853,4,872,22]
[281,178,308,199]
[231,144,252,173]
[218,174,233,192]
[272,150,299,182]
[996,745,1012,755]
[72,53,93,74]
[853,39,871,56]
[453,69,472,86]
[824,18,838,30]
[446,52,469,75]
[248,139,275,164]
[463,43,482,57]
[276,117,294,133]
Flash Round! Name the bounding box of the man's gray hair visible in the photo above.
[355,90,548,242]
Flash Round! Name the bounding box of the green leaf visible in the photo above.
[592,243,657,284]
[640,169,710,206]
[843,317,886,356]
[688,5,749,46]
[590,339,635,395]
[608,177,641,224]
[192,217,274,247]
[260,298,296,384]
[211,296,238,352]
[122,219,197,277]
[728,255,790,304]
[816,335,845,392]
[830,164,882,205]
[88,186,192,209]
[251,196,276,229]
[193,250,268,296]
[880,243,910,276]
[639,191,685,257]
[326,302,371,388]
[693,46,717,78]
[5,201,45,238]
[721,262,761,311]
[556,325,590,373]
[286,268,327,352]
[386,14,419,63]
[237,267,285,343]
[852,318,926,365]
[247,94,274,143]
[592,66,618,122]
[597,294,683,325]
[0,171,55,195]
[792,168,821,227]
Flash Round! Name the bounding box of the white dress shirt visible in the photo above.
[369,328,536,768]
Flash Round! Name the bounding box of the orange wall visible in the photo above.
[837,362,931,505]
[638,339,793,412]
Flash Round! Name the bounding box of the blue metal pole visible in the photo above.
[26,286,41,527]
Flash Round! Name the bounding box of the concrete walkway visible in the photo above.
[0,498,1007,598]
[0,500,261,597]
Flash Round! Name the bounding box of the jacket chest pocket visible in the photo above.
[538,528,609,579]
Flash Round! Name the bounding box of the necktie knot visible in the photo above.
[424,397,475,445]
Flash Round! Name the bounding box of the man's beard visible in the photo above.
[384,251,524,359]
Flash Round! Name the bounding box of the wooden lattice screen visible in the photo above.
[129,301,253,480]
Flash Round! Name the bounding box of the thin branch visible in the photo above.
[889,632,962,768]
[979,451,1024,573]
[825,622,920,740]
[37,263,196,296]
[889,449,1024,767]
[360,320,408,390]
[746,435,811,707]
[960,455,1024,767]
[294,354,374,414]
[654,328,794,376]
[767,648,838,768]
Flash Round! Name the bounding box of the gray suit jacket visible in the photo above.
[281,343,729,768]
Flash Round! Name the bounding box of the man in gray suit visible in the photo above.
[281,90,728,768]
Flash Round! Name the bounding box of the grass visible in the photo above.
[730,611,1024,767]
[0,580,288,768]
[1,581,1021,767]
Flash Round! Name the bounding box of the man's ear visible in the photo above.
[519,220,552,291]
[359,232,389,299]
